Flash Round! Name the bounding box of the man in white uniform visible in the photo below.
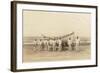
[33,39,38,51]
[49,39,53,51]
[56,39,62,51]
[52,39,56,51]
[68,37,72,50]
[38,39,42,51]
[75,36,80,51]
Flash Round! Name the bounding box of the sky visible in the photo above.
[23,10,91,37]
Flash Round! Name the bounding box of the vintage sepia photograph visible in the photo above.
[11,1,97,72]
[23,10,91,62]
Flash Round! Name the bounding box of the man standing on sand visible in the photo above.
[68,37,72,50]
[75,36,80,51]
[56,39,62,51]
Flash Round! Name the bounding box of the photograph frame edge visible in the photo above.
[11,1,17,72]
[11,1,98,72]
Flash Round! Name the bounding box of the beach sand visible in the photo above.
[23,45,91,63]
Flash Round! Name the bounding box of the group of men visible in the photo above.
[67,36,80,51]
[32,36,80,51]
[32,38,62,51]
